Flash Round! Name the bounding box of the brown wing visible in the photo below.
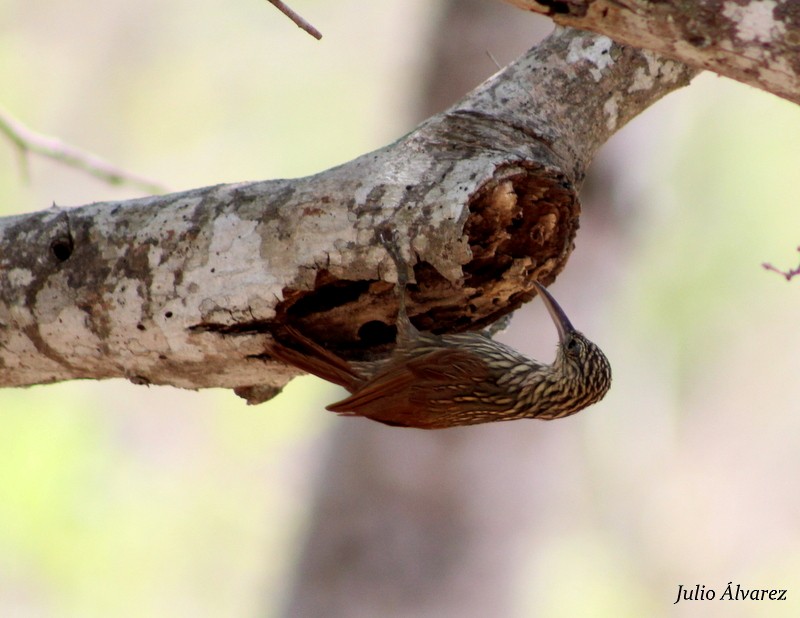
[327,348,492,429]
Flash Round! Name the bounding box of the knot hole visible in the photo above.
[50,236,74,262]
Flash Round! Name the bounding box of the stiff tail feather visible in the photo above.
[268,326,363,391]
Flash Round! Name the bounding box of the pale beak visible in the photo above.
[532,281,575,344]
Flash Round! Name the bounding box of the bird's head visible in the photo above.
[533,282,612,415]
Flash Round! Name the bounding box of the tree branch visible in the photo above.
[0,28,696,400]
[763,246,800,280]
[266,0,322,40]
[503,0,800,104]
[0,106,168,194]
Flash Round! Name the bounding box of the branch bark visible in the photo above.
[503,0,800,103]
[0,28,696,400]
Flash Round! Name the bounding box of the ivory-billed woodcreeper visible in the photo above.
[268,234,611,429]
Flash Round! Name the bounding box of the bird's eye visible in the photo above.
[566,337,584,356]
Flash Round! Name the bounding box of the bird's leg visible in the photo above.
[377,228,417,343]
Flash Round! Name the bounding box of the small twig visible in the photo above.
[266,0,322,40]
[762,246,800,281]
[0,106,167,194]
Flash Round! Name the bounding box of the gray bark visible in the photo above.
[0,28,696,400]
[504,0,800,104]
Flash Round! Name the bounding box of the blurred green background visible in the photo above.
[1,1,799,616]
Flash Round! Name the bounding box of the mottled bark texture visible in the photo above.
[0,28,696,399]
[505,0,800,104]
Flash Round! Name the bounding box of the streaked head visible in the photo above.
[533,282,612,414]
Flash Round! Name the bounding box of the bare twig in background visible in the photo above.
[0,107,167,194]
[763,247,800,281]
[266,0,322,40]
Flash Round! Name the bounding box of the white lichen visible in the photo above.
[567,34,615,81]
[603,93,620,131]
[723,0,784,43]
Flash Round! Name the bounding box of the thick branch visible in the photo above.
[0,28,696,400]
[504,0,800,104]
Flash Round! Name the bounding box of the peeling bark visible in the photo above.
[0,28,696,400]
[504,0,800,104]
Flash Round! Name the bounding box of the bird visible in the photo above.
[267,232,611,429]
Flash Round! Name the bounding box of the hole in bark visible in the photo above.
[287,279,371,318]
[461,165,578,328]
[358,320,395,345]
[50,237,73,262]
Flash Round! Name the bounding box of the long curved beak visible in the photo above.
[532,282,575,344]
